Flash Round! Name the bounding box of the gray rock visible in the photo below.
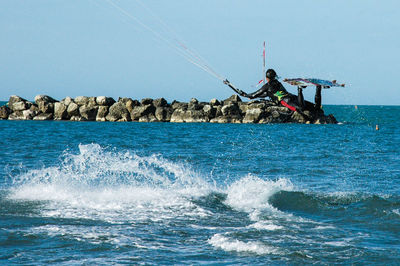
[210,116,241,123]
[96,96,116,106]
[266,106,290,114]
[74,96,90,106]
[153,98,168,107]
[223,94,242,105]
[67,102,79,117]
[8,110,35,120]
[11,101,29,111]
[0,106,11,119]
[190,98,199,104]
[139,114,158,122]
[34,95,57,104]
[141,98,153,105]
[96,106,109,122]
[79,105,98,121]
[210,98,221,106]
[243,108,265,123]
[62,97,74,106]
[203,104,217,119]
[171,101,187,110]
[125,99,138,113]
[8,95,27,109]
[131,104,155,121]
[8,111,24,120]
[30,104,39,112]
[221,103,241,117]
[38,102,54,114]
[54,102,68,120]
[155,107,173,122]
[70,115,86,121]
[106,102,131,122]
[33,113,53,120]
[87,97,97,107]
[170,109,209,123]
[238,102,249,114]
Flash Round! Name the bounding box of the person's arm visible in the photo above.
[246,83,269,99]
[223,79,250,98]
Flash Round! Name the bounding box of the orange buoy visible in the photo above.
[376,125,379,131]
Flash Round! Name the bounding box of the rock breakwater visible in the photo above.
[0,95,337,124]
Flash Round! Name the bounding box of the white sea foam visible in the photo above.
[224,175,293,220]
[313,225,336,230]
[393,209,400,216]
[208,234,280,255]
[247,221,283,231]
[9,144,213,223]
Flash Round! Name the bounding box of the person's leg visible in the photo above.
[315,85,322,110]
[297,86,305,109]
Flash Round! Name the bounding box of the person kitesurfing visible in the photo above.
[223,69,305,113]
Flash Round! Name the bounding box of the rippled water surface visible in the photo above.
[1,105,399,264]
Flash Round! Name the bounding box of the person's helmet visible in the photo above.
[266,69,277,79]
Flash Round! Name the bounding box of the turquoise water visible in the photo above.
[1,105,399,264]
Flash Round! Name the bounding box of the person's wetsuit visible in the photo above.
[246,79,303,112]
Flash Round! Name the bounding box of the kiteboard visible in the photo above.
[283,78,345,89]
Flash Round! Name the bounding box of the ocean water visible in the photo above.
[0,105,399,264]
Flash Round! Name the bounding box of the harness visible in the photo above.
[273,90,288,101]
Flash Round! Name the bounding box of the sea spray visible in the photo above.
[9,144,214,222]
[224,174,294,220]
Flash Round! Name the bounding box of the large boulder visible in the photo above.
[12,101,29,111]
[67,102,79,117]
[8,95,32,112]
[139,114,158,122]
[243,108,265,123]
[188,98,204,111]
[70,115,86,121]
[54,102,68,120]
[171,101,187,110]
[153,98,168,107]
[223,94,242,105]
[8,110,36,120]
[96,106,109,122]
[33,113,53,120]
[62,97,74,107]
[34,95,57,104]
[34,95,56,114]
[170,109,209,123]
[124,99,140,113]
[221,103,241,117]
[141,98,153,105]
[79,105,98,121]
[131,104,155,121]
[38,102,54,114]
[8,95,27,110]
[210,116,242,124]
[74,96,90,106]
[203,104,217,119]
[0,106,11,119]
[96,96,115,106]
[106,102,131,122]
[210,98,221,106]
[155,107,173,122]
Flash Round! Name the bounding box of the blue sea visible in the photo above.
[1,104,399,264]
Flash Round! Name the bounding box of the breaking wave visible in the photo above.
[208,234,280,255]
[8,144,214,223]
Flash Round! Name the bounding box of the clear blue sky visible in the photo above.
[1,0,399,105]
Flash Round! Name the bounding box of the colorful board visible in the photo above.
[283,78,345,89]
